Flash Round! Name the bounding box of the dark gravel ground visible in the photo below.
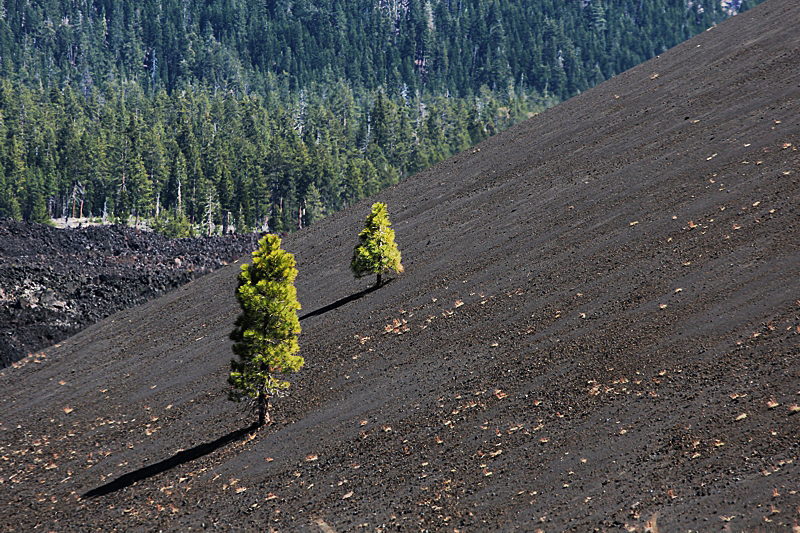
[0,222,260,367]
[1,1,799,531]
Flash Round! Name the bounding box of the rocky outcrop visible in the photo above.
[0,220,260,367]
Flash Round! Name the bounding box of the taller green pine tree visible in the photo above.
[351,202,404,287]
[229,235,304,427]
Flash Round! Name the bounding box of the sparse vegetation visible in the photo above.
[228,235,304,426]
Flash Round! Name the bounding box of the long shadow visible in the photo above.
[299,279,392,321]
[82,423,258,499]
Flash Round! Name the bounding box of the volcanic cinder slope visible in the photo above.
[2,1,799,531]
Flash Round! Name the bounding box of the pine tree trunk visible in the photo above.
[257,393,269,427]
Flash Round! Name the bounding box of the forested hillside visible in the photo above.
[0,0,757,232]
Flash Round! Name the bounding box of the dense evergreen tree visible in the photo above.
[229,234,304,427]
[0,0,758,231]
[351,202,404,287]
[0,0,751,99]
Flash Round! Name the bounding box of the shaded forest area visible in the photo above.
[0,0,756,233]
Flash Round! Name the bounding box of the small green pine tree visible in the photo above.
[152,208,195,238]
[351,202,403,287]
[229,235,304,426]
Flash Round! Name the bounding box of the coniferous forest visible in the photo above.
[0,0,758,234]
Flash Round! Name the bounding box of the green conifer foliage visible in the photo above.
[229,235,304,427]
[351,202,404,287]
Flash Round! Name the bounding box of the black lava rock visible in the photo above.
[0,220,260,367]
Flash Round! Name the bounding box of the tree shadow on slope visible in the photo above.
[82,422,259,499]
[299,279,393,321]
